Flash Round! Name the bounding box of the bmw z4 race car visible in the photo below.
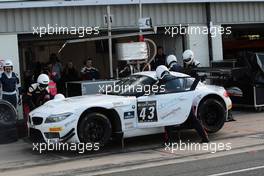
[28,71,232,146]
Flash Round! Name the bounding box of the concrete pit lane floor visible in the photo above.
[0,110,264,176]
[101,149,264,176]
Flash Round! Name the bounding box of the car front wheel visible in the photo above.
[198,99,226,133]
[78,112,112,146]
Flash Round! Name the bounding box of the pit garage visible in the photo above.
[195,23,264,111]
[222,24,264,110]
[18,28,185,95]
[222,24,264,60]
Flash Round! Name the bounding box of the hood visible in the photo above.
[30,94,134,117]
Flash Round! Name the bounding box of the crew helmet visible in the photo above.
[183,50,194,65]
[4,59,13,67]
[156,65,169,80]
[166,55,178,67]
[37,74,50,86]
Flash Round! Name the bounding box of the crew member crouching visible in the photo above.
[156,65,209,143]
[155,65,176,143]
[23,74,50,111]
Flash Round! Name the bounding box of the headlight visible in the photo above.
[45,112,73,123]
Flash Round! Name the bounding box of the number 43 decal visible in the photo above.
[137,101,158,123]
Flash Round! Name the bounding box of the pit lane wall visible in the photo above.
[0,34,23,120]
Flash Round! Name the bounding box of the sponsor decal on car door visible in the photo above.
[136,91,195,128]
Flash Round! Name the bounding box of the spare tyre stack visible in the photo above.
[0,100,18,144]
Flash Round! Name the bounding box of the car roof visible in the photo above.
[133,71,190,80]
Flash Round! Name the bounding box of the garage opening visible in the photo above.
[222,24,264,60]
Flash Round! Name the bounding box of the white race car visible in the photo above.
[28,71,232,145]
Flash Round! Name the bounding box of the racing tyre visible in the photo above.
[78,112,112,146]
[198,99,226,133]
[0,100,18,144]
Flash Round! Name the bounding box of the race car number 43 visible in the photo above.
[137,101,158,123]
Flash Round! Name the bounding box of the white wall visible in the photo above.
[162,35,184,65]
[211,25,224,61]
[0,34,23,119]
[0,34,20,77]
[186,25,210,67]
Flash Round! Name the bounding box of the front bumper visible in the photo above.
[28,115,78,143]
[29,127,76,143]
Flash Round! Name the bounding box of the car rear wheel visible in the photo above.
[78,112,112,146]
[198,99,226,133]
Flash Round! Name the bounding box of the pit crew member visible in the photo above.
[166,54,183,72]
[183,50,235,121]
[156,65,209,143]
[23,74,50,111]
[182,49,200,78]
[0,59,20,108]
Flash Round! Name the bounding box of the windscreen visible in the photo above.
[105,75,156,96]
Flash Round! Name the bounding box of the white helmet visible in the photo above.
[156,65,169,80]
[183,50,194,65]
[37,74,50,85]
[4,59,13,67]
[166,55,178,67]
[54,94,65,100]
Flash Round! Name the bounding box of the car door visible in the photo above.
[136,77,196,128]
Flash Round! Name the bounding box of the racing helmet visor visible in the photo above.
[184,57,192,63]
[39,83,48,88]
